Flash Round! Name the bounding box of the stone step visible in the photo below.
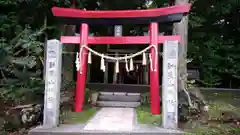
[97,101,141,108]
[98,94,141,102]
[99,92,141,96]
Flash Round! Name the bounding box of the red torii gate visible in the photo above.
[51,4,191,114]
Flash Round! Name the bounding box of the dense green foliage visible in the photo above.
[0,0,240,104]
[188,0,240,87]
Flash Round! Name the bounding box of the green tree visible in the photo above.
[188,0,240,88]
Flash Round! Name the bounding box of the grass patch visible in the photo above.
[183,101,240,135]
[208,101,240,119]
[202,91,240,107]
[136,106,162,126]
[183,122,238,135]
[184,124,234,135]
[60,106,99,124]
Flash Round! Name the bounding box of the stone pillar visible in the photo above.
[162,40,179,129]
[43,39,62,128]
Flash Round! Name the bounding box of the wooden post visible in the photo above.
[162,40,179,129]
[149,23,160,114]
[143,32,149,85]
[87,64,91,83]
[43,39,62,128]
[75,24,89,112]
[143,66,149,84]
[61,26,76,84]
[113,25,122,84]
[104,62,108,83]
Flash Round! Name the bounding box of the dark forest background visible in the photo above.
[0,0,240,103]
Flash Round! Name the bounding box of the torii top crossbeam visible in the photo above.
[52,4,191,25]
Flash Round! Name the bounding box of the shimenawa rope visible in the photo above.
[77,45,158,74]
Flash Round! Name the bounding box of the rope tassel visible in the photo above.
[142,52,147,65]
[115,60,119,73]
[130,58,134,71]
[100,54,105,72]
[125,55,129,72]
[149,54,153,71]
[88,51,92,64]
[75,52,80,71]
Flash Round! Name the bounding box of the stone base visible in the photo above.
[28,124,184,135]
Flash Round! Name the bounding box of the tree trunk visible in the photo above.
[172,0,189,92]
[61,2,76,87]
[173,0,208,113]
[61,25,76,85]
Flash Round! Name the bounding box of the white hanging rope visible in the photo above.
[77,44,158,74]
[83,45,156,60]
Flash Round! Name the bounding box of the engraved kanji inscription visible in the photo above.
[167,44,177,59]
[168,71,173,79]
[168,62,175,69]
[49,61,56,68]
[168,79,175,86]
[48,80,55,85]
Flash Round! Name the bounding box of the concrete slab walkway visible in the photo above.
[83,108,135,131]
[28,107,185,135]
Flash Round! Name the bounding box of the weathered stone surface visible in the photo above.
[162,40,179,129]
[84,108,134,131]
[91,92,99,105]
[97,92,141,107]
[97,101,141,108]
[98,95,140,102]
[43,39,62,128]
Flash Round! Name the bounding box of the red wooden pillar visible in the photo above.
[75,23,89,112]
[149,22,160,114]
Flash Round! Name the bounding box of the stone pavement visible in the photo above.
[83,108,135,131]
[28,107,184,135]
